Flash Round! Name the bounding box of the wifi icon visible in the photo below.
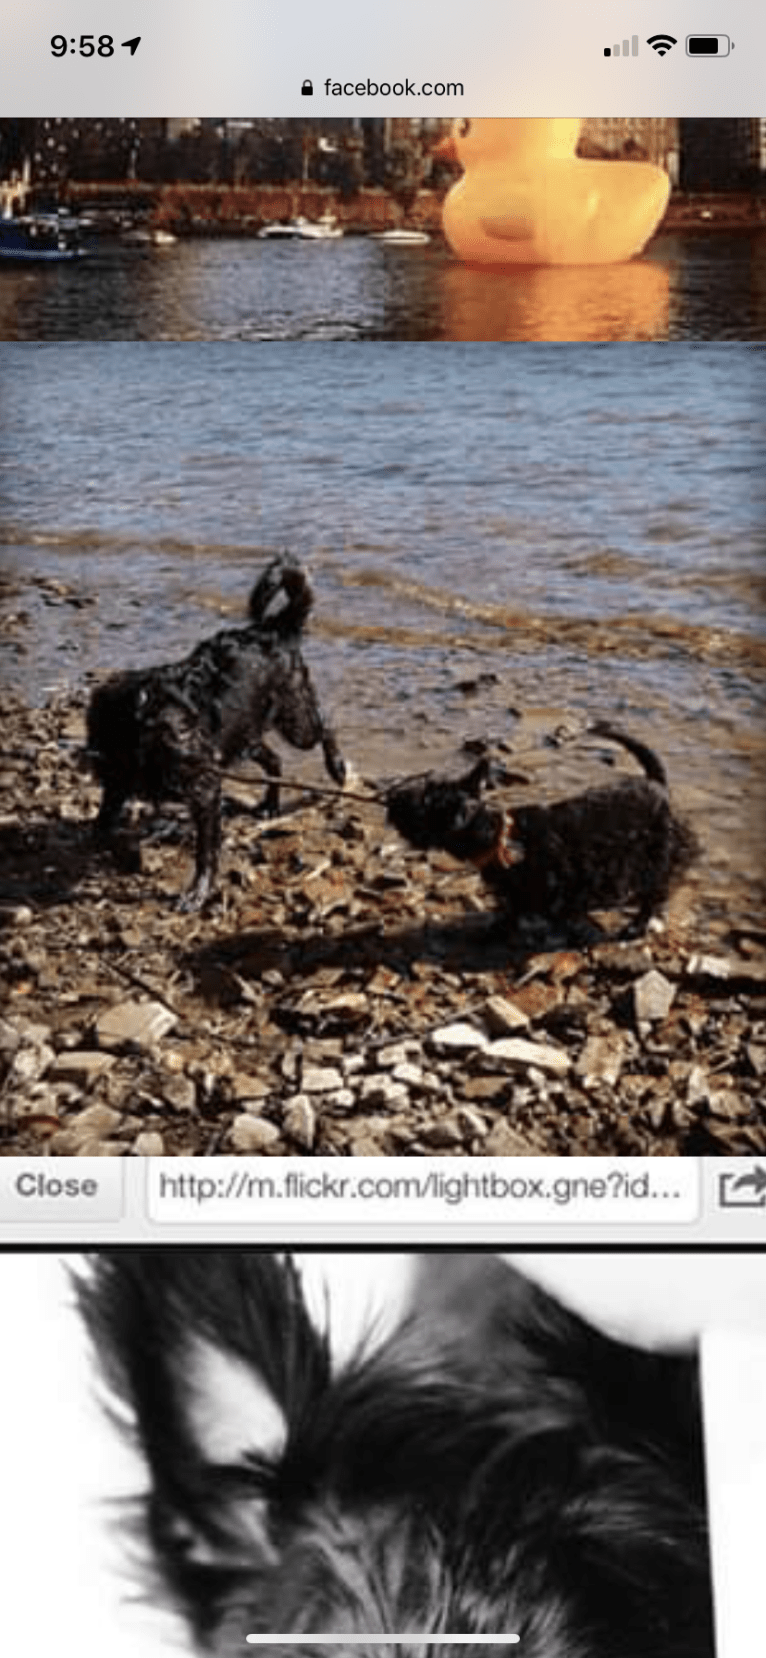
[647,33,677,55]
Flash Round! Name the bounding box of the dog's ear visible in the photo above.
[464,757,494,795]
[79,1254,329,1584]
[452,794,483,832]
[249,559,313,632]
[464,756,516,796]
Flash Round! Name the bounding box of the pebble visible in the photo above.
[229,1114,282,1152]
[420,1118,464,1148]
[455,1106,489,1139]
[358,1074,411,1110]
[486,1037,570,1076]
[461,1075,510,1102]
[375,1042,422,1068]
[48,1103,123,1154]
[0,903,33,927]
[301,1065,345,1093]
[282,1097,317,1149]
[47,1051,116,1089]
[633,970,676,1027]
[482,995,530,1035]
[325,1088,357,1111]
[0,1018,22,1054]
[133,1131,165,1155]
[483,1122,543,1156]
[12,1084,60,1121]
[686,953,732,980]
[391,1062,427,1089]
[708,1087,748,1121]
[429,1023,488,1055]
[230,1072,273,1103]
[10,1043,56,1085]
[160,1075,198,1114]
[95,998,178,1051]
[575,1033,626,1088]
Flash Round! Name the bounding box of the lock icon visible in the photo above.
[301,78,313,95]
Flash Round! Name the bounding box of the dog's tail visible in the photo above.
[248,556,313,636]
[588,720,667,787]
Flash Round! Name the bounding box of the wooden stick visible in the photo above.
[222,760,535,808]
[223,772,387,807]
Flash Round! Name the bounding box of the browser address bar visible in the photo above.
[147,1159,700,1225]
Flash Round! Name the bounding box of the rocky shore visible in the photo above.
[1,692,765,1158]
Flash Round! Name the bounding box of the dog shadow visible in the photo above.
[182,910,538,1003]
[0,814,102,908]
[0,794,273,913]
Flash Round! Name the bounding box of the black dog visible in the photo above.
[78,1251,713,1658]
[86,557,345,908]
[387,723,699,938]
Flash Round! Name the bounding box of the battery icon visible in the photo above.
[686,35,732,55]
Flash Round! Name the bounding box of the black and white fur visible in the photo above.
[79,1251,713,1658]
[86,557,345,908]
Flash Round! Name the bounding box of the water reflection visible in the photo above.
[0,231,764,340]
[437,259,669,341]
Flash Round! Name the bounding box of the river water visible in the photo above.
[1,340,764,923]
[0,231,765,341]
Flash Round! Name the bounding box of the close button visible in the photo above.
[1,1162,124,1222]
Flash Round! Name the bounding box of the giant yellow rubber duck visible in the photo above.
[437,118,670,266]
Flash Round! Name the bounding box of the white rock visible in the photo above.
[132,1131,165,1155]
[429,1023,488,1055]
[47,1051,116,1089]
[230,1072,272,1103]
[230,1114,281,1152]
[11,1044,55,1085]
[488,1037,570,1076]
[0,903,33,927]
[0,1019,22,1054]
[482,995,530,1035]
[359,1075,410,1109]
[686,954,732,981]
[375,1042,421,1068]
[456,1106,489,1139]
[325,1088,357,1111]
[633,970,676,1026]
[301,1065,345,1093]
[391,1062,426,1089]
[575,1034,625,1088]
[282,1098,317,1150]
[96,998,177,1050]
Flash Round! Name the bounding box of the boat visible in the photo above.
[0,210,91,262]
[371,227,431,245]
[258,213,343,240]
[122,225,177,246]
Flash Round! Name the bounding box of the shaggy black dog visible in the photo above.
[78,1251,713,1658]
[386,722,699,938]
[86,557,345,908]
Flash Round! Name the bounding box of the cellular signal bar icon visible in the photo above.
[604,36,639,57]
